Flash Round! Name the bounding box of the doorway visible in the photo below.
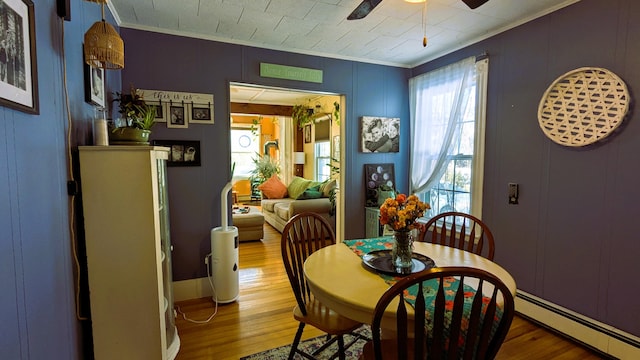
[229,82,343,238]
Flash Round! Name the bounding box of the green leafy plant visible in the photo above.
[292,104,314,128]
[333,101,340,125]
[112,86,156,130]
[248,154,280,186]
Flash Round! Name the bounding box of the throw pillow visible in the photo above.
[287,176,313,199]
[298,185,322,200]
[319,179,336,198]
[258,175,288,199]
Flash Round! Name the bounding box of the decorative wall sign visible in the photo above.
[538,67,629,147]
[361,116,400,153]
[153,140,201,166]
[364,163,395,207]
[139,89,214,125]
[260,62,323,83]
[0,0,38,114]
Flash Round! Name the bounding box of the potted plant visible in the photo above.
[249,154,280,186]
[109,86,156,144]
[292,104,314,129]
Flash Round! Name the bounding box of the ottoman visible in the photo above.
[232,206,264,242]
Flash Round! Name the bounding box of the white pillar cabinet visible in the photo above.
[79,146,179,360]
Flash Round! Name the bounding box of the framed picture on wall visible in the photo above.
[0,0,39,114]
[153,140,201,166]
[146,101,166,122]
[364,163,396,207]
[304,124,311,143]
[84,63,105,107]
[360,116,400,153]
[189,103,214,124]
[167,104,188,128]
[332,135,340,160]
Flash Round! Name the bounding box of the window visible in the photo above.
[230,127,260,178]
[409,56,488,219]
[315,141,331,182]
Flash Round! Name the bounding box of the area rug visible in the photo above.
[240,325,371,359]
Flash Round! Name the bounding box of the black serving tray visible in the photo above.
[362,250,436,276]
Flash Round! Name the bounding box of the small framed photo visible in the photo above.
[0,0,39,114]
[332,135,340,160]
[190,104,214,124]
[167,104,188,128]
[147,101,166,122]
[153,140,201,167]
[304,124,311,143]
[84,63,105,107]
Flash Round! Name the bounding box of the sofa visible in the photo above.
[258,175,336,232]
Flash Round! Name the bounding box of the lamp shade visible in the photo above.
[294,152,306,165]
[84,20,124,69]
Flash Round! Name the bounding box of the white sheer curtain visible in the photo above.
[409,56,476,195]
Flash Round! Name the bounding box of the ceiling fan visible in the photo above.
[347,0,490,20]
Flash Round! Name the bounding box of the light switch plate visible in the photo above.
[508,183,519,204]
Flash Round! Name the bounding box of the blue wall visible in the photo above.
[3,0,639,359]
[413,0,640,337]
[1,0,121,359]
[119,29,411,282]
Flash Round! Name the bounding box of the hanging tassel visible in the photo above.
[422,1,428,47]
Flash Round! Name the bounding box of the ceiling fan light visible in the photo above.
[84,20,124,70]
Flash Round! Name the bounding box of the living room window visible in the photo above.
[315,141,330,182]
[409,56,488,219]
[230,127,260,178]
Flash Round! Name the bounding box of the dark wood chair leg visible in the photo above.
[288,322,305,360]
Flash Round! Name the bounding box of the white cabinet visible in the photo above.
[79,146,179,360]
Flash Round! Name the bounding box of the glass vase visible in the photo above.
[392,229,414,274]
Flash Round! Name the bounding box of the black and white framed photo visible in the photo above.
[360,116,400,153]
[153,140,201,166]
[84,63,105,107]
[147,101,166,122]
[304,124,311,143]
[190,103,214,124]
[167,104,188,128]
[0,0,38,114]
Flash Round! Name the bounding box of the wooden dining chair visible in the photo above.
[281,212,363,360]
[419,212,495,260]
[361,266,515,360]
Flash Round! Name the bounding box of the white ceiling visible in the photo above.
[109,0,580,69]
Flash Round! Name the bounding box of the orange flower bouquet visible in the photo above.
[379,193,430,232]
[379,193,430,274]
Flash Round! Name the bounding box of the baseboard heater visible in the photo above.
[516,291,640,359]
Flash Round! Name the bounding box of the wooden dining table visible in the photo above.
[303,237,517,325]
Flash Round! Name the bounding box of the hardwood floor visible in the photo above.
[174,223,606,360]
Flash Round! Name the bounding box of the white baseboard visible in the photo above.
[516,291,640,359]
[172,277,213,302]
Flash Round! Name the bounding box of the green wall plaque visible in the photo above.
[260,63,323,83]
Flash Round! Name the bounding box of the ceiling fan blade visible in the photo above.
[347,0,383,20]
[461,0,490,9]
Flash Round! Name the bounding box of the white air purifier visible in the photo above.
[210,182,239,303]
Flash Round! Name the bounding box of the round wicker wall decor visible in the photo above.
[537,67,629,147]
